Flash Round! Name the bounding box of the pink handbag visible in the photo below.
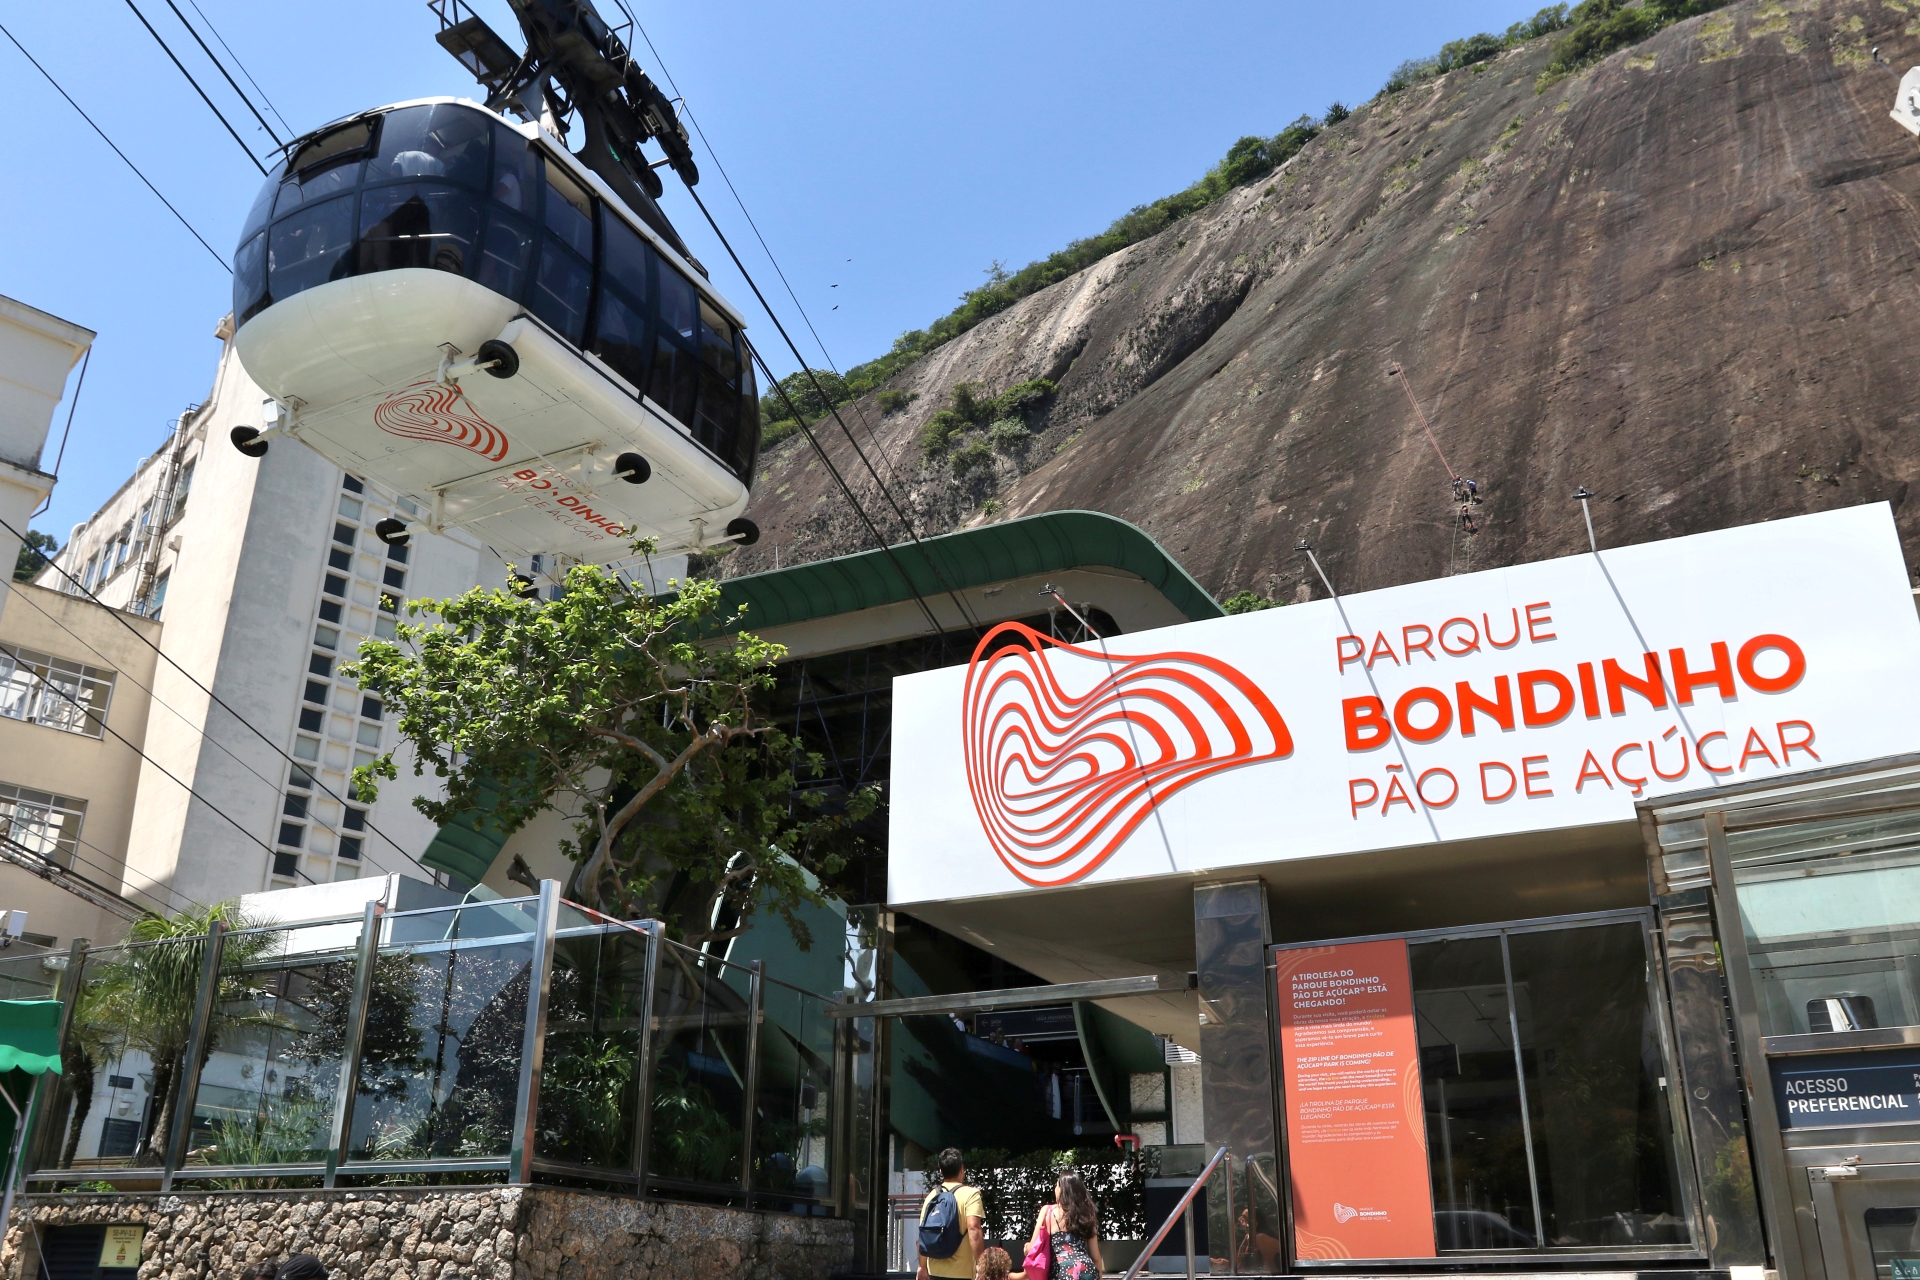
[1023,1206,1052,1280]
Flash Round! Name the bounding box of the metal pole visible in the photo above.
[27,938,87,1178]
[325,900,384,1187]
[1574,487,1598,553]
[0,1076,31,1243]
[1499,932,1547,1246]
[630,923,661,1196]
[1183,1201,1195,1280]
[1222,1145,1236,1275]
[827,993,854,1218]
[162,920,227,1190]
[738,959,764,1201]
[509,879,561,1185]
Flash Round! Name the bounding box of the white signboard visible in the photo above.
[888,504,1920,905]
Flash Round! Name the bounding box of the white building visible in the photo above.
[0,297,91,618]
[40,317,508,909]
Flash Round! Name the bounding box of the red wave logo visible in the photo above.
[373,381,510,462]
[962,622,1291,886]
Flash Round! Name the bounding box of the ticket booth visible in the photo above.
[1643,754,1920,1280]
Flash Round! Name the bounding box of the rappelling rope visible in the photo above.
[1389,365,1459,481]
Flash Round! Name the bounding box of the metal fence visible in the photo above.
[19,882,852,1214]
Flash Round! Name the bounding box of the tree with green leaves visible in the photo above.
[344,554,875,949]
[13,530,57,582]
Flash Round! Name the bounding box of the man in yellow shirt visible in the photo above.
[917,1147,986,1280]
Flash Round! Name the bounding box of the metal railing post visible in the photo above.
[828,993,854,1217]
[162,920,227,1190]
[27,938,88,1177]
[325,900,384,1187]
[1183,1200,1196,1280]
[737,959,765,1200]
[509,880,561,1185]
[1121,1146,1227,1280]
[630,922,661,1197]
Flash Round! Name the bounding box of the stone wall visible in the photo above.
[1,1187,855,1280]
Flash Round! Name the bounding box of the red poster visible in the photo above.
[1277,939,1436,1260]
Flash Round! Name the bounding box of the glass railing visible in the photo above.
[21,886,850,1213]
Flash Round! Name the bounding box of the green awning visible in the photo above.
[0,1001,64,1076]
[714,509,1224,632]
[419,777,516,885]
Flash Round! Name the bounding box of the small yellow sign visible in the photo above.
[99,1226,143,1270]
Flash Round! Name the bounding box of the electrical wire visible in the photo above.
[0,513,431,883]
[182,0,290,136]
[119,0,267,175]
[30,349,89,521]
[0,21,231,271]
[2,583,427,887]
[158,0,283,150]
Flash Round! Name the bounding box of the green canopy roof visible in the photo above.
[0,1000,64,1075]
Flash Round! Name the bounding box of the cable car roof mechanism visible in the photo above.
[228,0,760,565]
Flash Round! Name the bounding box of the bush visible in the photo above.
[950,439,995,473]
[1378,4,1572,97]
[1221,589,1283,614]
[875,389,917,414]
[1535,0,1719,86]
[761,418,800,448]
[987,419,1031,452]
[919,409,966,456]
[759,367,850,424]
[1324,101,1350,125]
[992,378,1058,419]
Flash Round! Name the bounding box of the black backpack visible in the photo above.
[919,1185,964,1259]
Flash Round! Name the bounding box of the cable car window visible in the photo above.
[736,352,761,480]
[372,105,489,189]
[234,232,269,324]
[542,164,595,260]
[274,160,361,218]
[694,363,735,453]
[289,118,374,179]
[593,289,651,392]
[533,241,592,346]
[355,185,482,277]
[240,163,285,246]
[268,194,357,303]
[697,300,739,382]
[476,212,535,302]
[651,339,699,429]
[600,210,651,306]
[658,262,696,342]
[491,126,540,215]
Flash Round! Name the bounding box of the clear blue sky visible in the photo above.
[5,0,1534,544]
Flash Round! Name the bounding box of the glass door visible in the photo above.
[1808,1163,1920,1280]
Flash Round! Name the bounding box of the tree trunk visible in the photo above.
[139,1055,176,1163]
[57,1047,94,1168]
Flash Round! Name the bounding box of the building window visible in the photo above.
[342,474,364,494]
[169,459,195,523]
[272,852,299,879]
[277,822,304,848]
[339,496,363,521]
[383,566,406,590]
[283,794,308,819]
[378,592,400,615]
[0,784,87,867]
[148,572,170,619]
[360,697,382,721]
[337,835,363,861]
[333,523,355,547]
[293,736,321,762]
[288,765,315,791]
[303,681,328,706]
[356,722,380,748]
[309,653,333,677]
[324,573,347,597]
[318,599,342,624]
[314,626,339,651]
[342,806,366,831]
[374,615,397,640]
[328,547,352,572]
[387,541,409,564]
[0,644,114,738]
[299,707,323,733]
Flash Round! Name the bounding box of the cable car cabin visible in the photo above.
[229,97,760,563]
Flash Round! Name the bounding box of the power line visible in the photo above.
[0,21,231,271]
[158,0,283,149]
[0,831,153,924]
[182,0,290,136]
[3,582,426,887]
[119,0,268,175]
[0,513,432,884]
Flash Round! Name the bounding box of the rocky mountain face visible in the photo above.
[728,0,1920,602]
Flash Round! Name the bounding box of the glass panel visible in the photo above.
[234,231,269,324]
[371,104,490,189]
[697,300,739,382]
[650,338,699,429]
[354,184,483,277]
[658,263,697,342]
[1727,806,1920,1037]
[593,288,651,391]
[268,194,357,303]
[532,241,591,346]
[274,160,361,218]
[0,953,57,1002]
[477,211,536,301]
[238,162,285,246]
[186,922,357,1169]
[288,118,374,179]
[601,210,651,304]
[543,163,595,259]
[752,982,834,1205]
[346,924,532,1163]
[537,928,648,1171]
[735,350,760,481]
[694,362,737,457]
[1867,1206,1920,1279]
[1505,924,1686,1247]
[491,125,540,215]
[1410,935,1539,1250]
[646,940,748,1187]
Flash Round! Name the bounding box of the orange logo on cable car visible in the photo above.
[962,622,1292,886]
[374,381,510,462]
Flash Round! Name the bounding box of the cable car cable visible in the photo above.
[118,0,268,175]
[686,185,984,634]
[626,19,901,486]
[1,583,428,887]
[157,0,283,149]
[182,0,291,136]
[0,513,433,883]
[0,22,231,272]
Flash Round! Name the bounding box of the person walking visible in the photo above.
[916,1147,985,1280]
[1027,1172,1105,1280]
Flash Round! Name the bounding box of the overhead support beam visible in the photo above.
[826,973,1185,1019]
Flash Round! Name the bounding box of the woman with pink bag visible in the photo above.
[1023,1173,1105,1280]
